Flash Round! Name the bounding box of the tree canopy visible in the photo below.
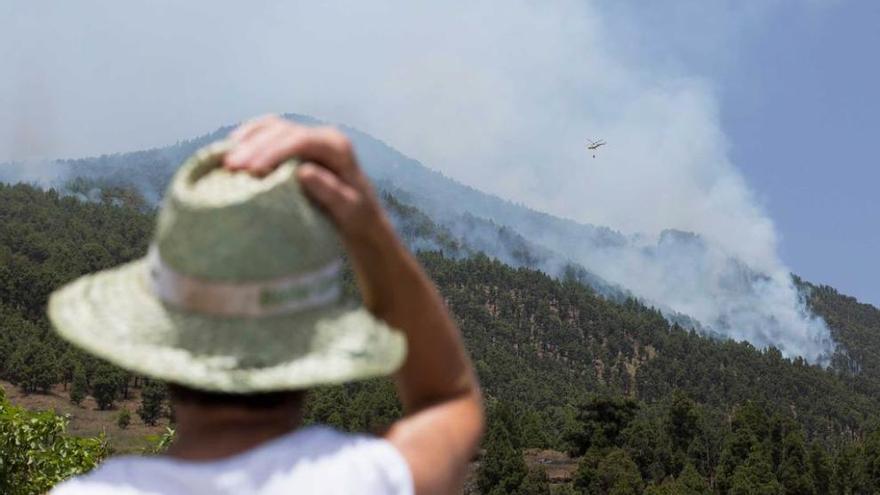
[2,183,880,493]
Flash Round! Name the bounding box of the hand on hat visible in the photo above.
[221,118,483,495]
[222,115,392,246]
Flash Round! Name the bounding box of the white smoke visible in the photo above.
[0,0,836,361]
[582,231,832,362]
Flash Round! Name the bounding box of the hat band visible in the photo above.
[147,246,343,317]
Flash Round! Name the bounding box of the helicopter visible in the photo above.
[586,138,606,158]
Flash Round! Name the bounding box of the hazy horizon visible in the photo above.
[1,1,877,314]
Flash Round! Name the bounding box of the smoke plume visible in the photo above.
[0,1,836,361]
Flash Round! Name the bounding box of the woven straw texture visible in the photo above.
[47,141,406,392]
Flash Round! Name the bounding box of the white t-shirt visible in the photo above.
[51,425,413,495]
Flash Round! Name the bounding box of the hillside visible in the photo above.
[3,183,880,493]
[0,115,837,365]
[803,279,880,398]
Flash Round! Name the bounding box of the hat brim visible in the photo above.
[48,259,407,393]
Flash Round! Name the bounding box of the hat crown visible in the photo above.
[155,142,342,282]
[48,141,406,393]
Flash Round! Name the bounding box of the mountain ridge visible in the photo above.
[0,114,866,365]
[3,166,880,493]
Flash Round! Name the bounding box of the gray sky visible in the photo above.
[1,0,876,306]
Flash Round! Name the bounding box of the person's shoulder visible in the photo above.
[50,456,145,494]
[292,425,414,494]
[296,425,401,459]
[50,428,414,495]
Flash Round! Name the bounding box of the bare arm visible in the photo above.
[223,116,485,495]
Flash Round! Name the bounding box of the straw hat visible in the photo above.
[48,141,406,393]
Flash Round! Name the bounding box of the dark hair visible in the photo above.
[168,383,307,411]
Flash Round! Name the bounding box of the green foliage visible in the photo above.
[566,396,638,455]
[303,379,401,433]
[477,401,554,494]
[137,380,166,426]
[520,408,552,450]
[645,463,710,495]
[0,388,107,494]
[477,419,528,495]
[573,448,604,493]
[676,463,712,494]
[594,448,644,495]
[801,278,880,397]
[57,350,77,390]
[621,414,671,483]
[562,394,879,495]
[807,441,833,494]
[116,408,131,430]
[728,448,783,495]
[69,364,87,406]
[489,400,524,450]
[90,364,122,410]
[519,466,552,495]
[3,183,880,493]
[143,427,176,454]
[0,183,151,323]
[8,339,58,394]
[832,441,866,494]
[666,390,699,453]
[863,429,880,493]
[777,430,815,494]
[716,402,771,492]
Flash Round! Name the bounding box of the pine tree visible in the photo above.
[517,466,551,495]
[138,380,166,426]
[595,448,644,495]
[716,426,755,492]
[573,448,603,493]
[325,411,346,430]
[832,442,866,494]
[57,350,77,390]
[70,364,88,406]
[549,484,578,495]
[644,480,678,495]
[729,447,783,495]
[492,401,524,450]
[666,391,699,453]
[621,414,670,484]
[117,408,131,429]
[716,402,769,493]
[644,463,711,495]
[8,340,58,394]
[520,409,550,449]
[864,428,880,493]
[807,441,833,495]
[477,419,528,495]
[90,365,121,410]
[777,430,815,495]
[676,463,711,495]
[566,396,638,455]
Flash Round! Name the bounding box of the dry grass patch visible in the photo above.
[1,380,169,454]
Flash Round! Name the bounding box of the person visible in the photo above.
[48,115,485,494]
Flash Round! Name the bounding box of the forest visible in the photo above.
[2,182,880,494]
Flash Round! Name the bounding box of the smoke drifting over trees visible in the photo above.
[0,1,838,361]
